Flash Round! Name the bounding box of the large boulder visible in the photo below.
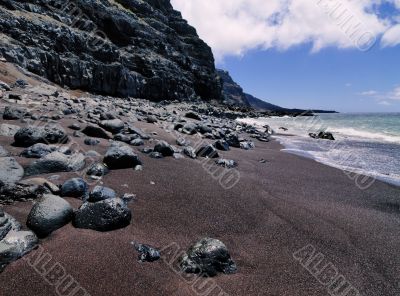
[3,106,27,120]
[180,238,237,277]
[153,141,174,157]
[81,125,112,139]
[0,157,24,184]
[60,178,88,199]
[14,125,68,147]
[99,119,125,134]
[103,142,141,169]
[26,195,73,238]
[73,198,131,232]
[25,152,85,176]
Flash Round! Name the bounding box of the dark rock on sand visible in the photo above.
[88,186,116,202]
[176,138,188,147]
[60,178,88,199]
[26,194,73,238]
[73,198,131,232]
[216,159,238,168]
[86,163,109,179]
[130,139,144,146]
[99,119,125,134]
[154,141,174,157]
[68,124,81,131]
[128,126,151,140]
[84,138,100,146]
[0,181,47,204]
[146,115,158,124]
[132,242,160,263]
[225,133,241,148]
[104,142,141,169]
[14,125,68,147]
[3,106,27,120]
[182,123,198,135]
[180,238,237,277]
[149,152,164,159]
[183,146,197,159]
[240,141,255,150]
[0,157,24,184]
[0,229,38,272]
[185,111,201,121]
[25,152,85,176]
[20,143,56,158]
[82,125,112,139]
[196,145,219,158]
[214,140,230,151]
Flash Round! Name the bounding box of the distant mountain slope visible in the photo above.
[217,69,336,114]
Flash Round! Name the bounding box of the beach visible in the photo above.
[1,118,400,296]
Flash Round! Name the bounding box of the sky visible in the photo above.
[171,0,400,112]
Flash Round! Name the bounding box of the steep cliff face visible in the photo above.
[0,0,221,101]
[216,69,250,107]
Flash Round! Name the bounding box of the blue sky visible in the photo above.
[217,45,400,112]
[172,0,400,112]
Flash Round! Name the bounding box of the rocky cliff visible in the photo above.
[0,0,221,101]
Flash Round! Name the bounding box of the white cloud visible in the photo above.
[388,86,400,100]
[378,100,391,105]
[171,0,399,60]
[359,86,400,102]
[381,24,400,47]
[360,90,378,96]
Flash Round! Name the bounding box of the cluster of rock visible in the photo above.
[0,77,273,275]
[309,131,335,141]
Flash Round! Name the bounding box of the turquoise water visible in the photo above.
[240,113,400,186]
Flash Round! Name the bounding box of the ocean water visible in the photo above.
[239,113,400,187]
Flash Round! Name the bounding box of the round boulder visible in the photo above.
[88,186,116,202]
[103,142,141,169]
[26,195,73,238]
[73,198,131,232]
[60,178,88,199]
[180,238,237,277]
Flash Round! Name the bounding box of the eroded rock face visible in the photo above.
[0,0,221,101]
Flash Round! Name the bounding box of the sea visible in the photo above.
[239,113,400,187]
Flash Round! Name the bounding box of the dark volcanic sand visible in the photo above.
[1,119,400,296]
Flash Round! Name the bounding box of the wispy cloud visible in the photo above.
[359,85,400,104]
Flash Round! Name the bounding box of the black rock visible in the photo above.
[14,125,68,147]
[84,138,100,146]
[86,163,110,178]
[2,106,27,120]
[149,152,164,159]
[153,141,174,157]
[20,143,56,158]
[309,131,335,141]
[88,186,116,202]
[60,178,88,199]
[130,139,144,146]
[73,198,132,232]
[68,124,81,131]
[214,140,230,151]
[180,238,237,277]
[182,123,198,135]
[0,182,46,204]
[225,133,241,148]
[132,242,160,263]
[128,126,151,140]
[0,229,38,272]
[183,146,197,159]
[196,145,219,158]
[81,125,111,139]
[25,152,85,176]
[146,115,158,123]
[103,142,141,169]
[99,119,125,134]
[240,141,255,150]
[185,111,201,121]
[26,194,74,238]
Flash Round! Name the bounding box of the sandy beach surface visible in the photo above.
[1,116,400,296]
